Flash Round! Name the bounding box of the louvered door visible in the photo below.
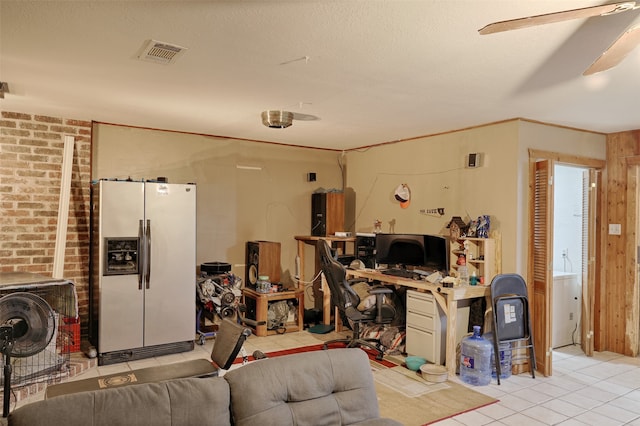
[531,159,553,376]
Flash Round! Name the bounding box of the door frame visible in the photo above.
[528,149,604,375]
[626,158,640,356]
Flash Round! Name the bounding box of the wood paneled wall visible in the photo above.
[604,130,640,355]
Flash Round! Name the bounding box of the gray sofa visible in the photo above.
[7,348,402,426]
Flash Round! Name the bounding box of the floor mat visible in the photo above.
[307,324,335,334]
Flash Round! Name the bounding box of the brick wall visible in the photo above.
[0,111,92,335]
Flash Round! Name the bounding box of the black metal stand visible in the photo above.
[1,324,14,418]
[3,355,11,418]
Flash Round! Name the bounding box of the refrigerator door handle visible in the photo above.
[145,219,151,289]
[138,219,144,290]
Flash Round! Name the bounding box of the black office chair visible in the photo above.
[489,273,536,385]
[318,239,396,360]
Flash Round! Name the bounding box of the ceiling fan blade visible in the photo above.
[479,2,637,35]
[583,25,640,75]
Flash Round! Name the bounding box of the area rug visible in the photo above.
[244,344,498,426]
[370,360,498,425]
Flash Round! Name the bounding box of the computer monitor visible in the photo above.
[375,233,426,268]
[375,233,449,273]
[423,234,450,273]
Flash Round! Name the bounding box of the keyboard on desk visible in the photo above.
[380,268,418,279]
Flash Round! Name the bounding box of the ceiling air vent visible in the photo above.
[138,39,187,64]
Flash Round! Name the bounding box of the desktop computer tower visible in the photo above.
[311,192,344,236]
[356,234,376,269]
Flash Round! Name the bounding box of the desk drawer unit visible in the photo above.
[405,290,446,365]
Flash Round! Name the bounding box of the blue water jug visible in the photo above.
[460,325,492,386]
[483,331,512,380]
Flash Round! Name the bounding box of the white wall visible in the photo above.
[553,165,585,274]
[92,123,343,296]
[92,119,607,294]
[346,121,520,270]
[347,120,606,275]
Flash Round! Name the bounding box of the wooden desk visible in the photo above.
[346,268,490,376]
[294,235,356,322]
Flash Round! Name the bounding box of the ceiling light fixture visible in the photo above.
[261,110,294,128]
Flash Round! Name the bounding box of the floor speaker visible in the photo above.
[245,241,281,288]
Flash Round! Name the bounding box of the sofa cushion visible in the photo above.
[351,281,376,311]
[224,348,383,426]
[8,376,231,426]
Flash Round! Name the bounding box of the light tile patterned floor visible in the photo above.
[438,345,640,426]
[14,330,640,425]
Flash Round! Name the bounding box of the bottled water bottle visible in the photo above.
[458,265,469,286]
[483,331,512,379]
[459,325,492,386]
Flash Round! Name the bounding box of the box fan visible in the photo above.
[0,293,56,417]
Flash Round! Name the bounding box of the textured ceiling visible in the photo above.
[2,1,640,150]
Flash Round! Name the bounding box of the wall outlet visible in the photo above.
[609,223,622,235]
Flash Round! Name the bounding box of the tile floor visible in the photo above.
[437,345,640,426]
[14,330,640,426]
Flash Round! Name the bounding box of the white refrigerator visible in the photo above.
[89,180,196,365]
